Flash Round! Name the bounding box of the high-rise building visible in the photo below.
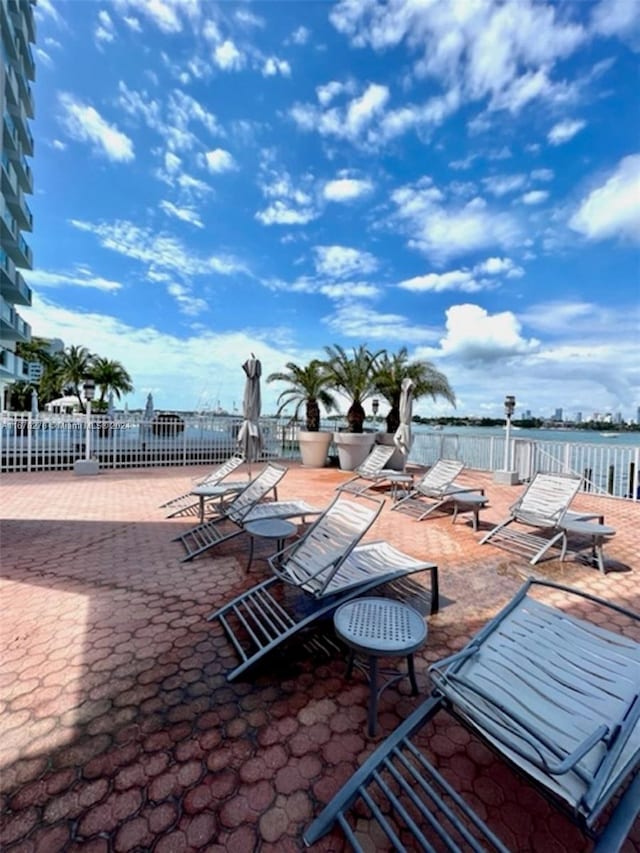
[0,0,35,409]
[575,412,582,423]
[553,408,563,422]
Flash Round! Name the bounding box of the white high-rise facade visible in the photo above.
[0,0,35,409]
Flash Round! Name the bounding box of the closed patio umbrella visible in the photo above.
[393,377,414,458]
[107,391,115,419]
[144,393,154,420]
[237,354,263,474]
[30,388,38,418]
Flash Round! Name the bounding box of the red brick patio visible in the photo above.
[1,462,638,851]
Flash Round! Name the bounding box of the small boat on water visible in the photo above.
[600,432,621,437]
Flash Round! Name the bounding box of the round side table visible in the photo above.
[244,518,297,572]
[334,597,427,736]
[560,519,616,574]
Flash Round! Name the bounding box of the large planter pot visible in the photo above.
[374,432,406,471]
[333,432,375,471]
[298,430,333,467]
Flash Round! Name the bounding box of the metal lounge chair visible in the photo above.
[391,458,477,521]
[160,455,248,518]
[174,463,320,562]
[336,444,397,498]
[207,493,439,681]
[304,578,640,852]
[479,471,586,564]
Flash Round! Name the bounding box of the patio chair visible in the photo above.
[335,444,397,498]
[207,493,439,681]
[480,471,584,564]
[304,578,640,852]
[174,463,320,562]
[160,455,249,518]
[391,458,476,521]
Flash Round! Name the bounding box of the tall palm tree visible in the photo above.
[374,347,456,433]
[59,345,94,412]
[91,357,134,406]
[322,344,385,433]
[266,359,336,431]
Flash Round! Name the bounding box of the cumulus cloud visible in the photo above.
[439,304,539,361]
[324,303,437,343]
[521,190,549,205]
[548,119,586,145]
[569,154,640,242]
[262,56,291,77]
[399,256,524,293]
[204,148,236,173]
[213,40,245,71]
[58,93,134,162]
[256,168,317,226]
[314,245,378,279]
[323,176,373,202]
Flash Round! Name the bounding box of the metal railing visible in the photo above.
[1,413,638,501]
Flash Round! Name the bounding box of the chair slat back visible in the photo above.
[280,494,383,594]
[226,463,287,522]
[416,459,463,494]
[200,455,244,486]
[356,445,395,476]
[515,473,581,523]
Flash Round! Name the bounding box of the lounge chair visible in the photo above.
[207,493,439,681]
[336,444,397,497]
[174,463,320,562]
[391,458,478,521]
[304,578,640,852]
[479,471,588,564]
[160,455,249,519]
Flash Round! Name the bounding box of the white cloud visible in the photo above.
[159,200,203,228]
[438,304,539,361]
[521,190,549,205]
[531,168,554,181]
[475,256,524,277]
[323,176,373,202]
[392,181,521,264]
[290,26,310,45]
[319,282,380,299]
[256,203,317,226]
[482,174,527,197]
[591,0,640,47]
[324,303,437,344]
[204,148,236,173]
[291,82,389,146]
[58,93,134,162]
[213,40,245,71]
[112,0,181,34]
[26,268,123,292]
[569,154,640,242]
[95,9,116,43]
[166,282,207,315]
[399,270,481,293]
[314,245,378,279]
[263,56,291,77]
[548,119,586,145]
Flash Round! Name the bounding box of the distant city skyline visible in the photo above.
[20,1,640,419]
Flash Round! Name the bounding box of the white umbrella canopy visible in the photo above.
[30,388,38,417]
[393,377,414,457]
[107,391,115,419]
[237,354,263,472]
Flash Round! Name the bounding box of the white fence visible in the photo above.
[408,431,639,501]
[2,413,638,501]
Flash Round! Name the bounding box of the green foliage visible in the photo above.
[322,344,384,433]
[373,347,456,433]
[266,360,336,432]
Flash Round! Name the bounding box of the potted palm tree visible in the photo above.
[322,344,385,470]
[266,360,337,467]
[373,348,456,469]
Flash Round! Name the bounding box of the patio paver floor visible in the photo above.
[1,462,638,851]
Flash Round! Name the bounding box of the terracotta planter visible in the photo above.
[333,432,375,471]
[298,431,333,467]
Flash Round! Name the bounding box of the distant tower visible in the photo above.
[575,412,582,423]
[554,407,563,422]
[0,0,36,409]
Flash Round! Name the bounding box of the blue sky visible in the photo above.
[27,0,639,420]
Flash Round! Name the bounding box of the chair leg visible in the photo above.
[407,654,418,695]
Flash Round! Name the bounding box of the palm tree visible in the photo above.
[91,357,134,407]
[266,359,336,431]
[374,347,456,433]
[59,345,94,412]
[322,344,385,433]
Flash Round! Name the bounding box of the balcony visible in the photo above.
[7,146,32,193]
[0,345,25,379]
[1,149,19,196]
[0,293,31,341]
[13,65,33,117]
[0,2,18,61]
[8,99,33,155]
[7,186,32,231]
[3,60,19,105]
[3,109,19,152]
[0,250,31,305]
